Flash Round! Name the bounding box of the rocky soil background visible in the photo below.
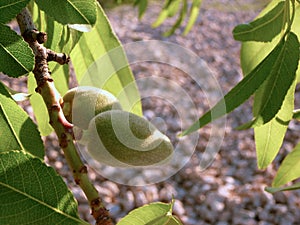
[2,1,300,225]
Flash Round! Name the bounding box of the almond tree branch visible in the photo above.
[17,8,113,225]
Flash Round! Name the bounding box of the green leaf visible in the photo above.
[30,1,83,96]
[0,82,44,159]
[183,0,202,35]
[28,73,53,136]
[166,0,181,17]
[30,3,69,96]
[3,85,31,102]
[134,0,148,19]
[30,2,63,51]
[152,0,181,28]
[272,143,300,187]
[254,79,296,169]
[253,34,300,169]
[35,0,97,26]
[240,0,300,76]
[251,33,299,126]
[27,3,71,131]
[233,1,286,42]
[117,201,182,225]
[71,3,142,116]
[152,0,201,35]
[51,64,70,95]
[0,151,88,225]
[30,1,82,53]
[293,108,300,120]
[0,24,34,77]
[181,36,286,136]
[240,0,300,170]
[163,0,188,37]
[0,0,30,24]
[265,182,300,193]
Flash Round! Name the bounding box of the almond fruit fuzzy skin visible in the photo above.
[87,110,174,167]
[63,86,122,129]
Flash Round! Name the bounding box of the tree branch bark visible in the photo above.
[17,8,113,225]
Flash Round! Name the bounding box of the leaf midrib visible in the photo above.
[0,42,30,73]
[95,6,133,105]
[0,0,27,10]
[67,0,91,24]
[257,36,296,118]
[258,124,272,167]
[0,181,87,224]
[276,160,300,186]
[0,103,24,151]
[235,3,285,35]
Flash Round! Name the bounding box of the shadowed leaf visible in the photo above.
[35,0,97,26]
[0,151,88,224]
[0,25,34,77]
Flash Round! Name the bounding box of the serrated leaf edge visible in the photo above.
[0,151,87,224]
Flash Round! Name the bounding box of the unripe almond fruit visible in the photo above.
[62,86,122,129]
[86,110,173,167]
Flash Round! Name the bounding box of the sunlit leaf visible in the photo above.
[266,182,300,193]
[240,0,300,169]
[117,201,182,225]
[181,37,286,136]
[251,33,299,126]
[240,0,300,77]
[272,143,300,187]
[28,74,53,136]
[71,3,142,116]
[68,24,92,32]
[163,0,188,37]
[183,0,202,35]
[254,79,296,169]
[30,2,82,95]
[167,0,181,17]
[30,2,82,56]
[152,0,180,28]
[0,82,44,158]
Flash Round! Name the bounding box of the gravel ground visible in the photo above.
[2,1,300,225]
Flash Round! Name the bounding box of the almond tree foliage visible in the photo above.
[0,0,299,224]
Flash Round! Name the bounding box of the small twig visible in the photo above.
[17,8,113,225]
[47,49,70,65]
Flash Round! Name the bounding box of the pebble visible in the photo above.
[196,205,213,223]
[206,192,225,212]
[121,190,135,211]
[216,222,229,225]
[142,185,159,202]
[106,203,121,218]
[173,200,185,216]
[159,186,177,201]
[258,222,273,225]
[102,181,120,196]
[134,190,148,206]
